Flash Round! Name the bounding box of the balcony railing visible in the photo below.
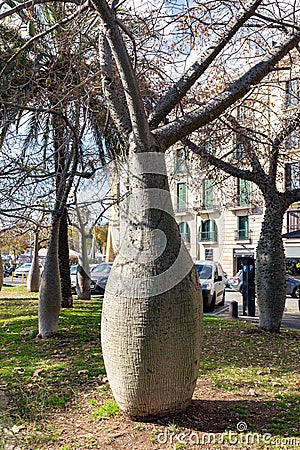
[199,231,218,242]
[227,202,250,208]
[234,229,252,241]
[201,202,220,210]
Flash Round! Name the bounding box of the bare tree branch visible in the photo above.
[148,0,264,128]
[98,32,131,141]
[154,30,300,150]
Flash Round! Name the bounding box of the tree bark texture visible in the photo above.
[76,206,91,300]
[101,151,203,419]
[27,231,40,292]
[256,198,286,332]
[38,216,62,338]
[59,208,73,308]
[0,255,3,291]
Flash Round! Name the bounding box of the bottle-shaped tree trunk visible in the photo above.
[0,254,3,291]
[27,231,40,292]
[38,216,62,338]
[76,206,91,300]
[59,209,73,308]
[256,197,286,332]
[101,151,203,420]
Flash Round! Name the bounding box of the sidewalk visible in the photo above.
[212,290,300,331]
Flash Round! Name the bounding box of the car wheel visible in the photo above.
[219,290,225,306]
[291,287,299,298]
[207,294,216,312]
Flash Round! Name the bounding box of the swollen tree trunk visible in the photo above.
[101,151,203,420]
[27,231,40,292]
[76,206,91,300]
[256,197,286,332]
[59,209,73,308]
[0,254,3,291]
[38,216,62,338]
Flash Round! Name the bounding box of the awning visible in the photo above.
[233,248,254,257]
[282,229,300,238]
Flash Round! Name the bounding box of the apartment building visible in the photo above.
[105,62,300,277]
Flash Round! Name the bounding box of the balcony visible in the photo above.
[199,231,218,243]
[175,203,194,217]
[227,202,254,214]
[234,229,252,242]
[193,202,221,215]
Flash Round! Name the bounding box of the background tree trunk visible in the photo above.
[101,151,203,419]
[0,254,3,291]
[27,231,40,292]
[256,198,286,332]
[59,208,73,308]
[38,217,62,338]
[76,206,91,300]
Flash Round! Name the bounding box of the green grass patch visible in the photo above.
[92,400,119,419]
[0,287,299,449]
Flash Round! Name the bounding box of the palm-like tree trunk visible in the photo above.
[101,151,203,419]
[0,255,3,291]
[38,216,62,338]
[256,196,286,332]
[59,208,73,308]
[27,231,40,292]
[76,206,91,300]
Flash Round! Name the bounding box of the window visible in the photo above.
[285,129,300,150]
[237,216,249,240]
[285,162,300,190]
[286,79,299,107]
[178,222,190,244]
[203,178,214,208]
[287,210,300,233]
[205,249,213,261]
[232,132,247,160]
[177,182,187,212]
[174,148,187,174]
[237,178,250,206]
[200,141,213,168]
[199,219,217,242]
[237,105,251,122]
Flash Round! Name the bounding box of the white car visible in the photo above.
[14,263,44,278]
[194,260,225,312]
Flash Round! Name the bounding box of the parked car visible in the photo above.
[230,270,300,298]
[13,263,34,278]
[90,262,113,295]
[4,264,15,277]
[231,269,243,293]
[70,265,78,294]
[194,260,225,312]
[286,275,300,298]
[14,262,44,278]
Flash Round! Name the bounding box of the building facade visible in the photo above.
[105,58,300,277]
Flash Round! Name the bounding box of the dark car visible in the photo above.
[286,275,300,298]
[90,262,113,295]
[231,270,300,298]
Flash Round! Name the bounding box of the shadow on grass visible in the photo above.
[156,397,300,436]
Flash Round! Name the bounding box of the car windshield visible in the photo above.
[92,264,111,274]
[70,266,78,274]
[195,264,213,279]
